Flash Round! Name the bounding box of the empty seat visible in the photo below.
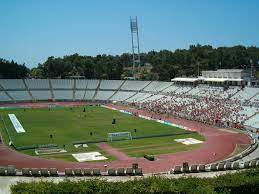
[51,79,74,89]
[218,163,225,171]
[126,168,134,175]
[53,90,73,100]
[232,162,239,170]
[241,152,249,158]
[232,87,259,102]
[73,168,83,176]
[49,168,58,176]
[190,165,198,173]
[198,164,205,172]
[7,165,16,176]
[135,168,143,175]
[250,160,257,167]
[31,91,51,100]
[75,80,87,89]
[107,168,116,176]
[40,168,49,177]
[65,168,74,176]
[144,81,172,92]
[116,168,125,176]
[225,162,232,170]
[94,91,115,101]
[210,163,218,171]
[0,91,11,102]
[92,168,101,176]
[31,168,40,177]
[121,80,150,91]
[8,91,32,101]
[0,79,25,89]
[74,90,85,100]
[84,91,95,100]
[173,166,182,174]
[0,167,6,175]
[83,168,91,176]
[162,85,179,93]
[244,161,250,168]
[232,155,241,161]
[86,80,99,89]
[110,91,136,101]
[25,79,50,89]
[99,80,124,90]
[126,92,152,103]
[22,168,31,176]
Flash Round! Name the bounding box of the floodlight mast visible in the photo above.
[130,16,141,75]
[250,59,254,79]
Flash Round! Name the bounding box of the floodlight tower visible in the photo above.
[130,16,141,72]
[250,59,255,79]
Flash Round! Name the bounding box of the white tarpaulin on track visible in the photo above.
[8,114,26,133]
[72,152,107,162]
[175,138,203,145]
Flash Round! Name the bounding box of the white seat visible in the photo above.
[8,91,32,101]
[0,79,25,89]
[25,79,50,89]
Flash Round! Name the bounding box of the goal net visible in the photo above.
[108,132,132,142]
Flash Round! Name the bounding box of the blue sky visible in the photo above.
[0,0,259,68]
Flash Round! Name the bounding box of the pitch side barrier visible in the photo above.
[15,144,58,151]
[72,131,195,145]
[1,160,259,177]
[101,105,196,132]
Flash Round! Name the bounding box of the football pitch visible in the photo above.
[0,105,204,162]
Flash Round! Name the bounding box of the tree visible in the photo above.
[0,58,29,78]
[2,44,259,80]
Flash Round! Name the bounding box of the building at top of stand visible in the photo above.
[172,69,258,87]
[201,69,250,86]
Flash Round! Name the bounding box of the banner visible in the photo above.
[8,114,26,133]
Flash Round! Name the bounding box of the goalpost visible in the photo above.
[108,132,132,142]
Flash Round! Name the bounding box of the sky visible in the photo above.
[0,0,259,68]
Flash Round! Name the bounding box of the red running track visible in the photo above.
[0,102,250,173]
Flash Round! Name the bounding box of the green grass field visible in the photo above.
[0,105,204,162]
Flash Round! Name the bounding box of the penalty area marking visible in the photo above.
[72,152,107,162]
[8,114,26,133]
[175,138,203,145]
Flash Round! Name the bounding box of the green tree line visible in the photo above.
[1,45,259,80]
[0,58,29,79]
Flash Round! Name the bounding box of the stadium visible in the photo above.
[1,1,259,193]
[0,76,258,177]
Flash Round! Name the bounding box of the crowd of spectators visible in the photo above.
[134,86,259,129]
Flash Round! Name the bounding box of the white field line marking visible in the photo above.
[8,114,25,133]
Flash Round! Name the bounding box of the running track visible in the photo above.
[0,102,250,173]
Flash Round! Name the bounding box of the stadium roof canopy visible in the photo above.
[171,77,199,82]
[202,78,244,82]
[225,78,244,82]
[171,77,244,83]
[202,78,228,82]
